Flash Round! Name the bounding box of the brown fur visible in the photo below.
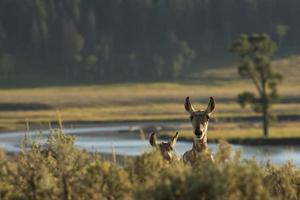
[183,97,215,164]
[149,132,178,161]
[183,137,214,165]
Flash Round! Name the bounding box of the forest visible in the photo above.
[0,1,300,199]
[0,0,299,84]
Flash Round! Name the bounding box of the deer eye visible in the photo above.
[206,115,210,120]
[190,115,193,121]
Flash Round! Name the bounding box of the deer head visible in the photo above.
[149,132,178,161]
[184,96,215,140]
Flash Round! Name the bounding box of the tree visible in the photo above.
[153,55,165,80]
[169,33,196,81]
[230,33,282,137]
[31,0,49,58]
[129,51,139,80]
[0,53,15,80]
[276,24,289,48]
[96,42,110,79]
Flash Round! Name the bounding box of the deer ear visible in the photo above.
[185,96,195,114]
[149,132,158,147]
[206,97,215,116]
[170,132,179,148]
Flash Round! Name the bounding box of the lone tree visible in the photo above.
[230,33,282,137]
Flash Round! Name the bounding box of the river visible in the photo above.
[0,124,299,166]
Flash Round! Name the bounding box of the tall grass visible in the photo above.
[0,129,299,200]
[163,122,300,139]
[0,55,299,131]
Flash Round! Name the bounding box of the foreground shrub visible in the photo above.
[134,142,272,200]
[11,145,58,200]
[0,131,299,200]
[264,161,300,200]
[0,149,15,200]
[77,160,132,200]
[127,150,167,183]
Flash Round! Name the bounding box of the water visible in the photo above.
[74,136,300,165]
[0,126,300,166]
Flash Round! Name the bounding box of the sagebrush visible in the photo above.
[0,130,299,200]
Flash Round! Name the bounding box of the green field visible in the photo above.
[0,56,299,133]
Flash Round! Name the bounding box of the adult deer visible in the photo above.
[149,132,179,161]
[183,96,215,164]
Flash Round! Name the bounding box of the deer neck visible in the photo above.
[192,135,208,153]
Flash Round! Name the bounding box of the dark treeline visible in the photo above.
[0,0,299,84]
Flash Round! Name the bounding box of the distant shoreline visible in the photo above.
[159,136,300,146]
[1,120,299,146]
[0,113,298,133]
[216,137,300,146]
[21,114,300,125]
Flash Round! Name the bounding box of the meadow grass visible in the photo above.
[163,122,300,139]
[0,55,299,132]
[0,102,299,131]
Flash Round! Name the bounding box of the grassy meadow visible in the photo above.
[0,56,299,137]
[164,122,300,140]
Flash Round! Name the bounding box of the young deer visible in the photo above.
[183,96,215,164]
[149,132,179,161]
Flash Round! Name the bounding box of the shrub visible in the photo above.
[77,160,132,200]
[264,161,300,200]
[0,149,15,200]
[0,130,299,200]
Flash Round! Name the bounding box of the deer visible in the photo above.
[149,132,179,161]
[182,96,215,165]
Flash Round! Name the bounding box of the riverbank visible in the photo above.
[212,137,300,146]
[0,78,299,131]
[1,120,299,146]
[159,136,300,146]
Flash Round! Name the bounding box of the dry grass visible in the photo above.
[0,101,299,131]
[0,55,299,132]
[163,122,300,139]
